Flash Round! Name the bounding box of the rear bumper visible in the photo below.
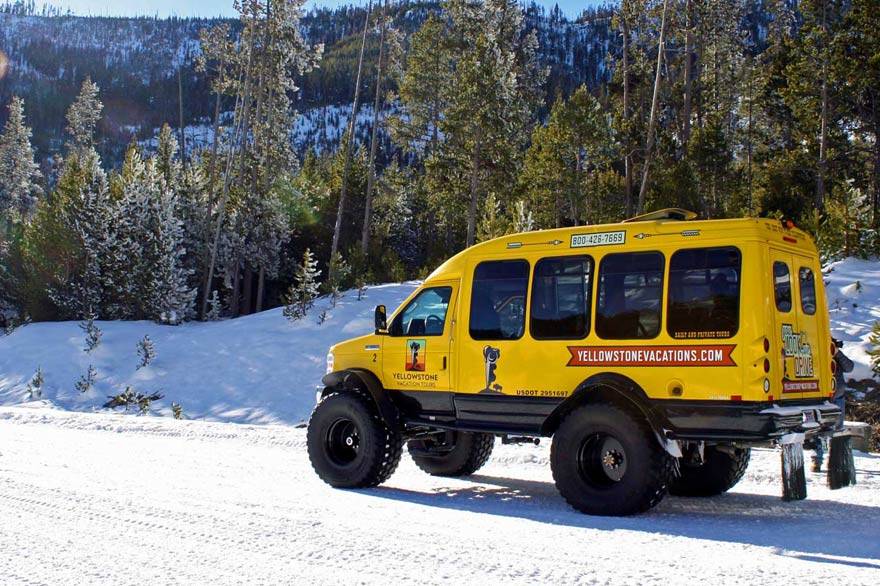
[650,399,841,443]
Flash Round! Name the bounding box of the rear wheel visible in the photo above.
[669,445,750,497]
[407,431,494,477]
[307,392,403,488]
[551,403,674,516]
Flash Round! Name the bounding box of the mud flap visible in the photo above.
[827,433,856,490]
[779,433,807,501]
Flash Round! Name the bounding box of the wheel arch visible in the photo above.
[321,368,402,431]
[541,373,670,440]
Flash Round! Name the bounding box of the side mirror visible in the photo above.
[374,305,388,334]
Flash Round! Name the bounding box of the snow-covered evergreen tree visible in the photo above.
[283,248,321,322]
[512,200,535,233]
[0,96,42,229]
[65,77,103,156]
[137,335,155,369]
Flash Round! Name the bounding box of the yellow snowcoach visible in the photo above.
[308,209,855,515]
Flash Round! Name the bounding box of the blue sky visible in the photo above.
[42,0,606,19]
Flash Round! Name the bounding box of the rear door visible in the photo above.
[792,256,826,400]
[770,250,819,400]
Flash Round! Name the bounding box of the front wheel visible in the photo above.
[307,392,403,488]
[551,404,674,516]
[407,431,494,477]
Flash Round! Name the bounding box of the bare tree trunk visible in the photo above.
[466,131,483,248]
[201,16,257,318]
[621,8,634,217]
[637,0,670,215]
[361,0,388,256]
[242,267,253,316]
[178,66,187,172]
[331,0,373,267]
[207,56,225,196]
[231,257,241,318]
[816,0,829,212]
[873,113,880,228]
[681,0,695,155]
[255,267,266,313]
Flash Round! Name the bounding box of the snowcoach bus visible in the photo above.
[307,209,855,516]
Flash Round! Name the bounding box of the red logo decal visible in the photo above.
[781,379,820,394]
[566,345,737,367]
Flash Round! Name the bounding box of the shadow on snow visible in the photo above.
[364,473,880,566]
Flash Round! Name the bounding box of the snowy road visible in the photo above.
[1,407,879,585]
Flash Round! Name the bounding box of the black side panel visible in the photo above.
[387,390,562,435]
[388,390,456,421]
[454,394,561,434]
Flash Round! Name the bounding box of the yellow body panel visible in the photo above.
[331,217,833,406]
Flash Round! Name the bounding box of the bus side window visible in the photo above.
[667,247,741,339]
[530,256,593,339]
[469,260,530,340]
[596,252,664,339]
[774,261,792,312]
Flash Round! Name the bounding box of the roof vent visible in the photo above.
[622,208,697,223]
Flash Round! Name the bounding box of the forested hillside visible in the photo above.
[0,0,620,165]
[0,0,878,329]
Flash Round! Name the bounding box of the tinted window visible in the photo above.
[774,261,792,312]
[596,252,664,339]
[470,260,529,340]
[799,267,817,315]
[390,287,452,336]
[667,247,741,339]
[531,256,593,339]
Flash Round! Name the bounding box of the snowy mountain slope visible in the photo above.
[824,257,880,381]
[0,407,878,585]
[0,283,418,424]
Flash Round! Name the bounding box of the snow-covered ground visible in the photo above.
[825,257,880,381]
[0,406,878,585]
[0,283,418,424]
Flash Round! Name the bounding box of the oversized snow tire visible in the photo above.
[307,391,403,488]
[407,431,494,477]
[669,446,750,497]
[551,403,674,516]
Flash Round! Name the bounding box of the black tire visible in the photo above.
[407,431,494,477]
[669,446,750,497]
[551,403,674,516]
[307,392,403,488]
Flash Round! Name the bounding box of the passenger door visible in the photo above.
[770,250,819,400]
[382,282,458,393]
[455,259,532,397]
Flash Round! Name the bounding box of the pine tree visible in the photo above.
[0,96,42,230]
[137,335,156,369]
[65,77,103,157]
[75,365,97,394]
[283,248,321,322]
[477,193,506,242]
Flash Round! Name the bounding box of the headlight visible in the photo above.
[325,351,334,374]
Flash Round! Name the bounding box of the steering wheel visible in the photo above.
[425,314,443,334]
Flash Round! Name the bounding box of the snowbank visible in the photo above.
[0,283,417,424]
[824,257,880,381]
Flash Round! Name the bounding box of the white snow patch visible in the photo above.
[0,283,418,424]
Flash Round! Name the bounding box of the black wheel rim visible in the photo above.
[577,433,628,487]
[326,418,360,466]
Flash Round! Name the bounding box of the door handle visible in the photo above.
[442,356,447,370]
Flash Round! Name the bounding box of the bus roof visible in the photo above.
[426,215,817,282]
